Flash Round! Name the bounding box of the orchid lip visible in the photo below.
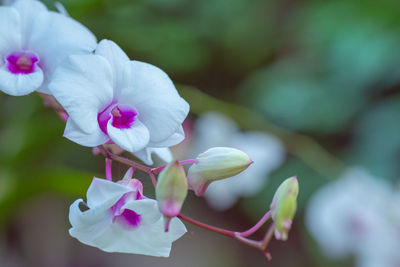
[110,179,144,229]
[97,103,137,135]
[6,51,39,74]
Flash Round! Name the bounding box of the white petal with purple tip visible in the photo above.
[0,63,43,95]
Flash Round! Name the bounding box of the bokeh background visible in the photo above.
[1,0,400,266]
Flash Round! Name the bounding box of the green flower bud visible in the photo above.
[270,176,299,241]
[187,147,253,196]
[156,161,188,232]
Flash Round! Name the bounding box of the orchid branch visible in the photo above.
[99,146,273,255]
[98,144,276,255]
[40,92,295,259]
[240,210,271,237]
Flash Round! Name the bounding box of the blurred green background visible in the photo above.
[2,0,400,266]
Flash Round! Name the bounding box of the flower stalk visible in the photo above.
[41,92,295,260]
[97,143,281,258]
[105,158,112,181]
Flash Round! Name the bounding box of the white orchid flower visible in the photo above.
[69,173,187,257]
[0,0,96,96]
[49,40,189,164]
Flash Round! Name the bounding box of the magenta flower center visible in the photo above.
[117,209,141,228]
[111,186,144,229]
[7,51,39,74]
[97,103,137,135]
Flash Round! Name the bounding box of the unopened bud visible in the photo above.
[156,161,188,232]
[270,176,299,241]
[187,147,253,196]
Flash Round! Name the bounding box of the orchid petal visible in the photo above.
[107,119,150,153]
[72,213,186,256]
[121,199,161,225]
[117,60,189,143]
[0,63,43,96]
[133,147,173,165]
[49,54,114,134]
[0,6,21,56]
[63,118,109,147]
[69,199,112,228]
[12,0,47,40]
[152,148,173,163]
[132,148,153,165]
[86,178,131,209]
[69,199,113,241]
[148,126,185,147]
[95,39,129,89]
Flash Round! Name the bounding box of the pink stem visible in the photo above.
[260,223,275,250]
[234,233,263,248]
[152,159,197,173]
[99,146,153,173]
[240,211,271,237]
[105,158,112,181]
[177,214,276,253]
[177,214,235,238]
[149,171,157,188]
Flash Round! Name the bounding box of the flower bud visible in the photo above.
[270,176,299,241]
[156,161,188,232]
[187,147,253,196]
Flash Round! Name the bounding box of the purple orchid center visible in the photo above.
[6,51,39,74]
[110,180,144,229]
[97,103,137,135]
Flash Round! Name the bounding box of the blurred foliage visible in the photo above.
[239,1,400,133]
[2,0,400,266]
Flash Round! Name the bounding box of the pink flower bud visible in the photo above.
[270,176,299,241]
[156,161,188,232]
[187,147,253,196]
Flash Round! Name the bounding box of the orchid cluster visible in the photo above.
[0,0,299,259]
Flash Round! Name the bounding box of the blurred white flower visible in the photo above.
[306,167,400,267]
[69,171,187,257]
[189,112,285,210]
